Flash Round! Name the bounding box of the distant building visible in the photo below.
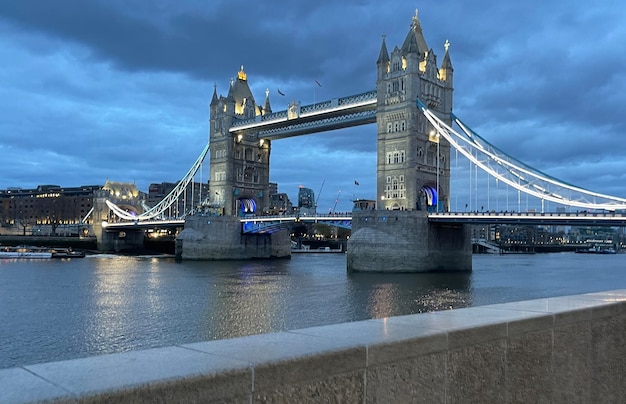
[101,180,145,221]
[268,193,293,215]
[298,186,316,215]
[0,184,102,235]
[146,181,209,216]
[353,199,376,211]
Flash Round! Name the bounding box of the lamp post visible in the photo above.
[436,132,440,213]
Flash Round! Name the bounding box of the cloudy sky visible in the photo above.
[1,1,625,213]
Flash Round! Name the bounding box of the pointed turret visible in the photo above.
[263,88,272,115]
[401,9,429,57]
[377,35,390,65]
[227,65,256,117]
[439,40,454,83]
[210,83,219,107]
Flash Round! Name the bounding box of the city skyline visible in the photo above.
[1,1,626,213]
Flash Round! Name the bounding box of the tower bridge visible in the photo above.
[97,10,626,271]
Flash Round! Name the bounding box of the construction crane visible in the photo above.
[315,179,325,212]
[331,190,342,214]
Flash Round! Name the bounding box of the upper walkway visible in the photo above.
[228,91,377,140]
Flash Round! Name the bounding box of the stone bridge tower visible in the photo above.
[348,10,470,273]
[208,66,273,216]
[375,10,453,212]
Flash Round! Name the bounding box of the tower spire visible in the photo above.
[377,34,390,65]
[440,40,454,82]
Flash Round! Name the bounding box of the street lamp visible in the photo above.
[430,130,440,213]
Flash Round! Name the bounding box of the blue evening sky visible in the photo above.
[1,1,625,212]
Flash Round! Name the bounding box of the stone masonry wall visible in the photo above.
[176,215,291,260]
[347,210,472,272]
[3,290,626,403]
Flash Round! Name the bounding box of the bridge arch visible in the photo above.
[238,197,257,216]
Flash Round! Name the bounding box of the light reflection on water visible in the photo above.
[0,252,625,369]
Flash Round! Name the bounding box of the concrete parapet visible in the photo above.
[176,215,291,260]
[3,290,626,403]
[347,210,472,272]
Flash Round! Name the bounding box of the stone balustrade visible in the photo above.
[2,289,625,403]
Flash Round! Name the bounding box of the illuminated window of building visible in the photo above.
[401,57,407,70]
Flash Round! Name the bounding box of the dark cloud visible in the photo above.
[1,0,625,212]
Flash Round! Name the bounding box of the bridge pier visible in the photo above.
[176,215,291,260]
[93,222,146,253]
[347,210,471,272]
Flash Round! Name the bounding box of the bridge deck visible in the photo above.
[429,211,626,226]
[100,211,626,232]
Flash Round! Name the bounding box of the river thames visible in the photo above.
[1,252,625,369]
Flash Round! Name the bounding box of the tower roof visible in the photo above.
[227,65,255,107]
[401,9,429,57]
[210,83,219,107]
[441,40,453,70]
[377,35,390,65]
[263,88,272,114]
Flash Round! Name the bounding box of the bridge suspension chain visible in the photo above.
[106,142,210,221]
[417,99,626,211]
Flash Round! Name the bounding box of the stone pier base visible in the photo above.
[95,226,145,253]
[347,210,471,272]
[176,215,291,260]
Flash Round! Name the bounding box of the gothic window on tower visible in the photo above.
[387,122,393,133]
[214,171,226,182]
[400,121,406,131]
[385,175,406,199]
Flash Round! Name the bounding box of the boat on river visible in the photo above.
[51,248,86,258]
[0,246,53,259]
[0,246,85,259]
[575,245,617,254]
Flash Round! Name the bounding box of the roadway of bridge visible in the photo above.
[428,212,626,227]
[100,211,626,232]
